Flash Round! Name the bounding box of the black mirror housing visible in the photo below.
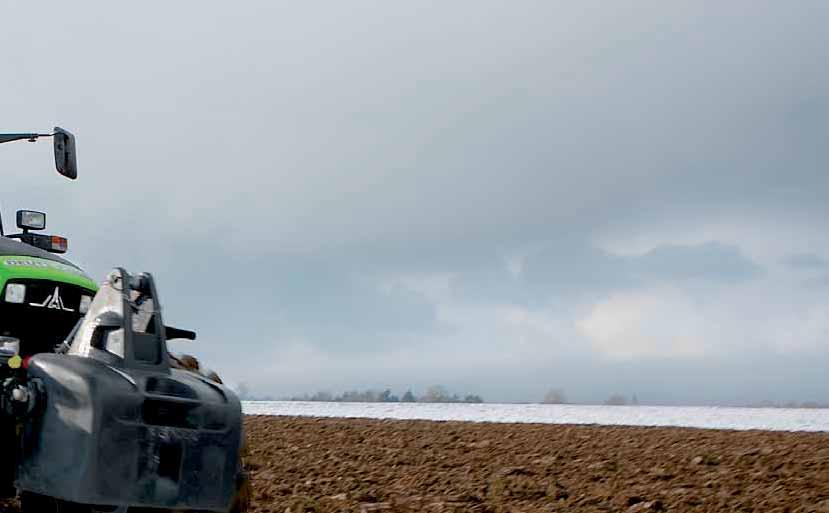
[53,127,77,180]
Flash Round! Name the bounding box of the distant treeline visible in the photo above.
[746,400,829,409]
[540,389,639,406]
[288,385,484,404]
[237,383,827,408]
[541,388,829,409]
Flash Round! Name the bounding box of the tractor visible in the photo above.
[0,128,249,512]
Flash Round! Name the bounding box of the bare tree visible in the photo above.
[604,393,628,406]
[542,388,568,404]
[421,385,451,403]
[309,391,333,402]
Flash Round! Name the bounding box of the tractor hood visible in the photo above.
[0,236,78,267]
[0,238,95,291]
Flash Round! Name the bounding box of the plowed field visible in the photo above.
[244,415,829,513]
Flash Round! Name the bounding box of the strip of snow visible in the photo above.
[243,401,829,432]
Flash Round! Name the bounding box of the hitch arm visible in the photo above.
[165,326,197,341]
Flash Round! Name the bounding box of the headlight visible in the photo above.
[4,283,25,304]
[79,295,93,314]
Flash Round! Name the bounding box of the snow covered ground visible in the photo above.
[242,401,829,432]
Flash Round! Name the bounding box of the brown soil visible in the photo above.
[244,415,829,513]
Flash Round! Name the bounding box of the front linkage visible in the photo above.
[0,269,247,513]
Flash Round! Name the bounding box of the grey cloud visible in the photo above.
[783,253,829,270]
[453,239,760,308]
[800,274,829,290]
[4,0,827,255]
[631,242,761,283]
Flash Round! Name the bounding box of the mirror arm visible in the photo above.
[0,133,54,145]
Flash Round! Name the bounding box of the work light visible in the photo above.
[16,210,46,231]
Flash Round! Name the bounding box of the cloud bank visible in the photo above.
[1,0,827,403]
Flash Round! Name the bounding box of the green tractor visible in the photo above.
[0,129,249,512]
[0,128,93,358]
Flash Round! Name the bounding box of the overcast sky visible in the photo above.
[1,1,828,404]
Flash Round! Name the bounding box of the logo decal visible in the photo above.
[4,258,85,276]
[29,286,74,312]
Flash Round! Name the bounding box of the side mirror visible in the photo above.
[53,127,77,180]
[16,210,46,231]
